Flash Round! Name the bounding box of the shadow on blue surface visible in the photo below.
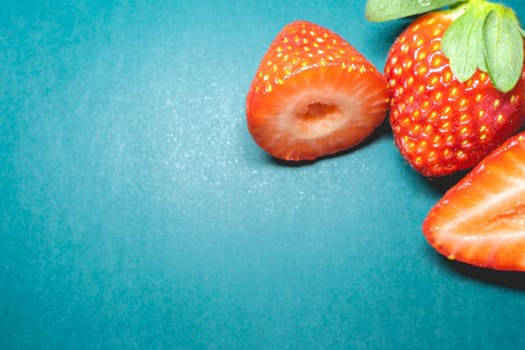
[425,246,525,291]
[424,170,470,195]
[450,261,525,291]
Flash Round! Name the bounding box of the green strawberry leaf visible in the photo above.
[483,8,524,93]
[365,0,466,22]
[442,7,488,82]
[440,0,524,93]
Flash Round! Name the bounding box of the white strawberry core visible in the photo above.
[279,89,365,140]
[295,101,344,138]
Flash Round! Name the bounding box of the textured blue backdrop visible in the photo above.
[2,0,525,349]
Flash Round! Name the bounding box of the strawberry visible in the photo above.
[370,0,525,177]
[423,131,525,271]
[246,20,389,161]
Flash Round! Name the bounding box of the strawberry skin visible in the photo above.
[246,20,389,161]
[385,12,525,177]
[423,131,525,271]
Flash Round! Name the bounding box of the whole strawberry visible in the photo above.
[369,0,525,177]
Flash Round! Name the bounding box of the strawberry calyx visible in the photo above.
[366,0,525,93]
[443,0,524,92]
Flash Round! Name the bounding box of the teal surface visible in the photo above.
[2,0,525,349]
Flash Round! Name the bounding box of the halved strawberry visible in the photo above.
[423,131,525,271]
[246,20,389,161]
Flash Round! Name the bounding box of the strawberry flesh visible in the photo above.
[246,21,389,161]
[423,131,525,271]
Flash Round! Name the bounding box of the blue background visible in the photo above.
[2,0,525,349]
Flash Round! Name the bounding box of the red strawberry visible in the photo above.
[246,20,389,161]
[423,131,525,271]
[382,4,525,177]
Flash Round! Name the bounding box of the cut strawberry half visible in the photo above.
[246,20,389,161]
[423,131,525,271]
